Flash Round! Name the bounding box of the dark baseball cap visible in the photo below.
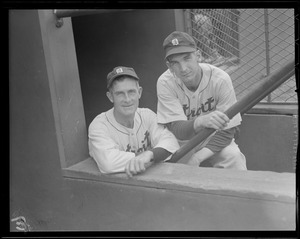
[163,31,197,59]
[107,66,139,89]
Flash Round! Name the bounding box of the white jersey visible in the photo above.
[88,108,180,174]
[157,63,242,129]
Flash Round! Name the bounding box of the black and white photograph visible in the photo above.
[7,3,298,236]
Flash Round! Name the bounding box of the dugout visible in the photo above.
[9,9,296,231]
[71,9,297,173]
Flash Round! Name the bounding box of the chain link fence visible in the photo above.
[184,9,296,103]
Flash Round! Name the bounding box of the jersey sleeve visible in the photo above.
[214,70,242,129]
[157,78,187,124]
[143,109,180,161]
[88,121,135,174]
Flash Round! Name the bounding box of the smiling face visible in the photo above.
[107,76,142,125]
[166,51,202,91]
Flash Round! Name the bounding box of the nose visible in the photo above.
[179,62,188,72]
[123,92,131,102]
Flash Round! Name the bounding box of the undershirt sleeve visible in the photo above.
[205,127,237,153]
[166,120,239,154]
[166,120,196,140]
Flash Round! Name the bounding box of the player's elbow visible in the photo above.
[89,146,120,174]
[97,160,119,174]
[99,167,114,174]
[95,158,123,174]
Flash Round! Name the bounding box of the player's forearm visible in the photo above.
[166,120,196,140]
[150,147,172,163]
[205,127,237,153]
[89,144,136,174]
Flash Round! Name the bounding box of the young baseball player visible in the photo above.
[88,66,180,177]
[157,31,247,170]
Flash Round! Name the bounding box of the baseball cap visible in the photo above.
[107,66,139,89]
[163,31,197,59]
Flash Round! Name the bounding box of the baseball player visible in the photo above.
[88,66,180,177]
[157,31,247,170]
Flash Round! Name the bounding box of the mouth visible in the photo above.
[123,105,134,108]
[182,72,192,77]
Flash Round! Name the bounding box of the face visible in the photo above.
[107,77,142,120]
[167,51,202,90]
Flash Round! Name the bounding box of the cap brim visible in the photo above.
[165,46,196,59]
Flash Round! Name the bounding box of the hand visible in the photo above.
[125,151,153,177]
[186,155,201,166]
[194,111,229,132]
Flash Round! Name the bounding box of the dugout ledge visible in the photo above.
[63,157,295,204]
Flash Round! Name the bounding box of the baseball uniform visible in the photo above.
[88,107,180,174]
[157,62,246,169]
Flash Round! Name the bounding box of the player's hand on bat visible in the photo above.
[125,150,154,177]
[194,110,229,131]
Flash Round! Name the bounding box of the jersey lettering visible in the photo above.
[125,130,151,154]
[183,97,215,120]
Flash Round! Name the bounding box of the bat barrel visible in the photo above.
[169,58,295,163]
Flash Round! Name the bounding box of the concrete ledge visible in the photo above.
[63,158,295,204]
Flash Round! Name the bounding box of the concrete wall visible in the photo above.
[62,158,295,231]
[236,113,297,173]
[9,9,70,230]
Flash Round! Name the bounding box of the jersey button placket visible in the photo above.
[130,131,137,152]
[190,94,197,117]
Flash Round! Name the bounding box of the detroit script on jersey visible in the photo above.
[183,96,215,120]
[125,130,151,154]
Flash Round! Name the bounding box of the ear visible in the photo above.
[166,61,171,71]
[166,61,175,75]
[138,86,143,99]
[166,61,177,79]
[195,50,202,62]
[106,91,114,103]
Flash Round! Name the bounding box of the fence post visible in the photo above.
[184,9,193,35]
[264,9,272,103]
[174,9,185,32]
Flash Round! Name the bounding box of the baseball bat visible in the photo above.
[168,58,295,163]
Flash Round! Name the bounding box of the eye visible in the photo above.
[114,91,124,97]
[184,55,192,61]
[169,61,178,67]
[129,89,137,95]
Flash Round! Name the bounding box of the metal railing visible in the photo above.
[185,9,296,103]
